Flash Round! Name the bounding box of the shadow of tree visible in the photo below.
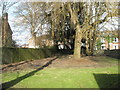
[2,60,33,71]
[1,57,58,89]
[93,74,120,89]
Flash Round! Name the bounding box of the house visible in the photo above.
[100,37,119,50]
[29,34,54,48]
[97,30,120,50]
[2,13,13,47]
[20,44,29,48]
[29,37,36,48]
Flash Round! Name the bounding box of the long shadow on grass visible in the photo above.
[1,56,58,89]
[93,74,120,89]
[2,60,33,71]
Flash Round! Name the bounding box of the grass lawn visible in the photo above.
[1,56,119,88]
[2,66,119,88]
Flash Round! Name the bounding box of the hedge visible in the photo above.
[2,47,56,64]
[104,49,120,59]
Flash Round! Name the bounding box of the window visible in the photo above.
[115,38,116,42]
[113,44,118,49]
[113,38,118,42]
[102,46,104,49]
[101,38,105,43]
[101,45,106,50]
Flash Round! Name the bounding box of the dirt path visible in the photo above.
[1,55,117,73]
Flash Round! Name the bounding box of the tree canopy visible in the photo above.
[14,2,119,58]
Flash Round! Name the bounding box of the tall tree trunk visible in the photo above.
[74,24,82,58]
[31,24,36,48]
[68,3,83,58]
[51,20,55,44]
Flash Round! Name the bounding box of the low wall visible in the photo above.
[2,47,56,64]
[104,49,120,59]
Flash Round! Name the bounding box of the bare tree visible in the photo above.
[0,1,17,16]
[67,2,118,58]
[14,1,118,58]
[14,2,48,48]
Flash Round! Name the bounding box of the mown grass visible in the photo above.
[2,56,119,88]
[89,56,119,66]
[2,66,119,88]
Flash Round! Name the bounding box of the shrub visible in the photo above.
[2,47,56,64]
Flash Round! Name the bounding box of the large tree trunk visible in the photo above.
[31,24,36,48]
[51,20,55,44]
[73,24,82,58]
[68,3,83,58]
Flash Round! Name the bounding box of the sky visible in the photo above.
[1,1,119,46]
[7,2,31,46]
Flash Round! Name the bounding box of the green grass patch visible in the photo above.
[90,56,119,66]
[2,66,118,88]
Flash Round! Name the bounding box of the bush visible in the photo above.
[93,50,105,56]
[104,49,120,59]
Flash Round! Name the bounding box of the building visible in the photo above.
[29,34,54,48]
[29,37,36,48]
[20,44,29,48]
[100,37,119,50]
[97,30,120,50]
[2,13,13,47]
